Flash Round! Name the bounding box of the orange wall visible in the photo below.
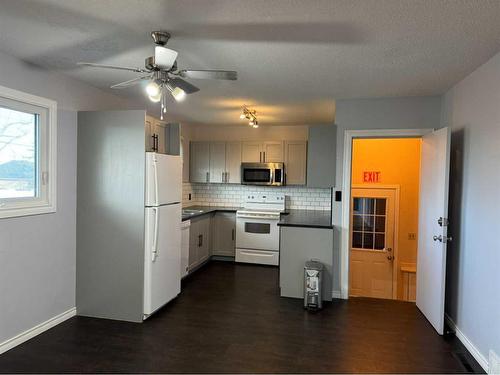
[352,138,421,300]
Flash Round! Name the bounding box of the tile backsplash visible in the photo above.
[183,183,331,210]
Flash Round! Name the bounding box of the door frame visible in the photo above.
[340,128,433,299]
[350,184,401,299]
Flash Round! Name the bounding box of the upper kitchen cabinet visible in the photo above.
[263,141,284,162]
[241,141,262,162]
[145,116,166,153]
[145,116,181,155]
[242,141,284,163]
[190,141,242,184]
[190,141,210,183]
[285,141,307,185]
[225,141,242,183]
[307,125,336,188]
[209,142,226,183]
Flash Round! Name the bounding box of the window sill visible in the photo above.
[0,203,57,219]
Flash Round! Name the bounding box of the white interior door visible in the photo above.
[416,127,451,335]
[349,188,396,299]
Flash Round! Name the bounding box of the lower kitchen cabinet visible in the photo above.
[212,212,236,257]
[188,215,212,271]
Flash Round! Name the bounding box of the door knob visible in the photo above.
[387,255,394,261]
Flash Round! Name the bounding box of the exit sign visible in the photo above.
[363,171,381,183]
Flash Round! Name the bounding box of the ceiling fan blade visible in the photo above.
[179,70,237,80]
[77,62,148,73]
[154,46,178,70]
[170,78,200,94]
[110,75,151,89]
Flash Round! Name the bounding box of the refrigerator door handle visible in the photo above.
[152,207,159,262]
[153,156,159,206]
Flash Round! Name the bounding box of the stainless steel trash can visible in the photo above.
[304,260,323,310]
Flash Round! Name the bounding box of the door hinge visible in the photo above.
[438,217,449,227]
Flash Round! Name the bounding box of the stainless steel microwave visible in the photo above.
[241,162,285,186]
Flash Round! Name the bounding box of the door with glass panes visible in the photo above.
[349,188,396,299]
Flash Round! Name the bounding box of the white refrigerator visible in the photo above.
[143,152,182,318]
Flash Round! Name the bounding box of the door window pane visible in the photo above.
[375,216,386,232]
[363,233,374,249]
[0,107,38,199]
[376,198,386,215]
[363,198,375,214]
[351,195,388,251]
[375,233,385,250]
[352,232,363,248]
[353,215,363,231]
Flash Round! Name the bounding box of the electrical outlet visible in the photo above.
[408,233,416,240]
[489,350,500,374]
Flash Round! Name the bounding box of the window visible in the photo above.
[352,197,387,250]
[0,85,57,218]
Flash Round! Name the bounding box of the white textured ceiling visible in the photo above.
[1,0,500,126]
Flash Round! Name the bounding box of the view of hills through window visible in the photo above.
[0,107,37,199]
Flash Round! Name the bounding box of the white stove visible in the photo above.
[235,194,286,266]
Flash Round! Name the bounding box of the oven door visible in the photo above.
[236,216,279,251]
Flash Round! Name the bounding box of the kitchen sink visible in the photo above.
[182,209,204,215]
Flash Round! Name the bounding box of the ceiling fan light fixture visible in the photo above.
[239,113,246,119]
[148,91,162,103]
[166,83,186,102]
[145,80,161,97]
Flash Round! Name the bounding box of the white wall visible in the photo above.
[442,51,500,368]
[0,50,138,346]
[331,96,442,292]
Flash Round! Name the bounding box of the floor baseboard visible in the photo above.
[331,290,343,299]
[0,307,76,355]
[445,313,489,373]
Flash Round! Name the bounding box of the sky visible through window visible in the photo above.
[0,107,37,199]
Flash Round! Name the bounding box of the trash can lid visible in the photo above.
[304,260,323,270]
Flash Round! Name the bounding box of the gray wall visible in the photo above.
[77,111,146,322]
[0,50,137,344]
[442,51,500,364]
[331,96,443,292]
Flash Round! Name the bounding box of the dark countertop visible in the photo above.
[278,209,333,229]
[182,205,241,221]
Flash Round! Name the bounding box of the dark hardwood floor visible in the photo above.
[0,261,483,373]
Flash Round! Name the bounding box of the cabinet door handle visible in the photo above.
[206,171,209,183]
[263,151,266,162]
[232,228,235,241]
[198,234,203,247]
[226,172,229,183]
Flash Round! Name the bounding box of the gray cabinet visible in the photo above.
[212,212,236,257]
[285,141,307,185]
[307,125,336,188]
[225,141,242,183]
[190,141,242,184]
[242,141,284,163]
[145,116,167,153]
[209,142,226,183]
[190,141,210,183]
[279,226,334,301]
[188,215,211,271]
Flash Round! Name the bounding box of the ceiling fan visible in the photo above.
[78,31,237,119]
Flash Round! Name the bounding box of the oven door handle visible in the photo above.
[236,215,279,220]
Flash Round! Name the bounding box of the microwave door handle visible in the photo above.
[270,169,274,184]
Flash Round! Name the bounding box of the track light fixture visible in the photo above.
[239,105,259,128]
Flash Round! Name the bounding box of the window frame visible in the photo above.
[0,84,57,219]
